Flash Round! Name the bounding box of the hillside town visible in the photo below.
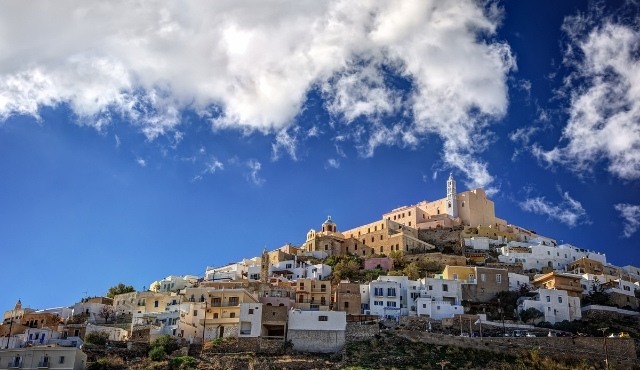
[1,174,639,369]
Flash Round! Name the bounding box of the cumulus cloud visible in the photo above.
[136,158,147,167]
[520,191,588,228]
[246,159,265,186]
[0,0,514,188]
[614,203,640,238]
[534,15,640,180]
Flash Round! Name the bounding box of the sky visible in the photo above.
[0,0,639,312]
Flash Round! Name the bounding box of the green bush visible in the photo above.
[87,356,125,370]
[148,346,166,361]
[84,331,109,346]
[169,356,197,370]
[150,334,179,354]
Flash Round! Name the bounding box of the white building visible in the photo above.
[508,273,531,291]
[85,323,128,341]
[499,242,607,272]
[413,277,463,320]
[238,303,263,337]
[518,289,581,324]
[287,310,346,353]
[150,275,199,292]
[0,346,86,370]
[368,276,410,319]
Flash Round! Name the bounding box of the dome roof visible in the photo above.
[323,215,335,224]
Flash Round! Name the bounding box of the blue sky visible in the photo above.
[1,1,639,312]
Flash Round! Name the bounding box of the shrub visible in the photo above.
[87,356,125,370]
[150,334,179,354]
[169,356,197,370]
[84,331,109,346]
[148,346,166,361]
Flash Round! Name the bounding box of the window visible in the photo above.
[546,296,550,303]
[213,313,219,318]
[212,298,221,307]
[320,297,326,305]
[387,288,396,297]
[481,274,486,282]
[299,282,304,289]
[428,285,433,291]
[344,302,349,309]
[318,315,328,321]
[248,309,254,314]
[442,284,448,292]
[422,304,426,308]
[154,300,159,308]
[230,312,235,318]
[229,297,239,306]
[59,356,65,364]
[321,284,326,292]
[452,273,458,280]
[193,310,198,317]
[496,274,502,283]
[374,301,383,306]
[558,297,563,303]
[286,263,292,269]
[387,301,397,307]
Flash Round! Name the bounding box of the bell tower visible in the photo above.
[260,248,269,283]
[446,173,458,218]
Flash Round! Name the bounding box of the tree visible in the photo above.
[403,262,421,280]
[519,307,544,323]
[99,305,115,323]
[85,331,109,345]
[148,334,179,360]
[106,283,135,299]
[582,277,610,306]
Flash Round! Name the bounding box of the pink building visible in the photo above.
[364,257,394,271]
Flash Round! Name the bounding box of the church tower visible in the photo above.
[446,173,458,218]
[260,248,269,283]
[321,216,336,233]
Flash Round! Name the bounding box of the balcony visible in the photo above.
[7,361,22,369]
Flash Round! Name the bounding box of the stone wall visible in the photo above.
[397,330,638,369]
[288,330,345,353]
[346,322,378,341]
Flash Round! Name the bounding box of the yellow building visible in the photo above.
[302,216,375,257]
[532,272,583,298]
[441,266,509,302]
[342,219,434,256]
[293,278,331,311]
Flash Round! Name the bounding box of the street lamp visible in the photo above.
[598,327,609,370]
[497,298,505,337]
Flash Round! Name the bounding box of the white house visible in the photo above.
[287,310,346,353]
[413,277,463,320]
[85,323,128,341]
[369,278,404,319]
[238,303,263,337]
[499,242,607,272]
[518,289,581,324]
[0,346,87,370]
[150,275,199,292]
[508,273,531,291]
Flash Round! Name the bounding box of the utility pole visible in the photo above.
[598,327,609,370]
[5,307,15,349]
[202,298,208,348]
[498,298,505,336]
[436,360,450,370]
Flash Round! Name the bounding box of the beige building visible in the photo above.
[302,217,375,258]
[532,272,583,298]
[181,286,259,341]
[293,279,331,311]
[112,291,177,315]
[440,266,509,302]
[332,282,361,315]
[567,257,605,275]
[383,174,507,230]
[342,219,434,256]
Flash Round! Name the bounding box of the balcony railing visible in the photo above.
[7,360,22,369]
[37,360,50,368]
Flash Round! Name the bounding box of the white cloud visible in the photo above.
[136,158,147,167]
[520,191,588,228]
[246,159,265,186]
[114,134,120,148]
[271,128,299,161]
[614,203,640,238]
[534,18,640,180]
[325,158,340,169]
[192,158,224,182]
[0,1,514,189]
